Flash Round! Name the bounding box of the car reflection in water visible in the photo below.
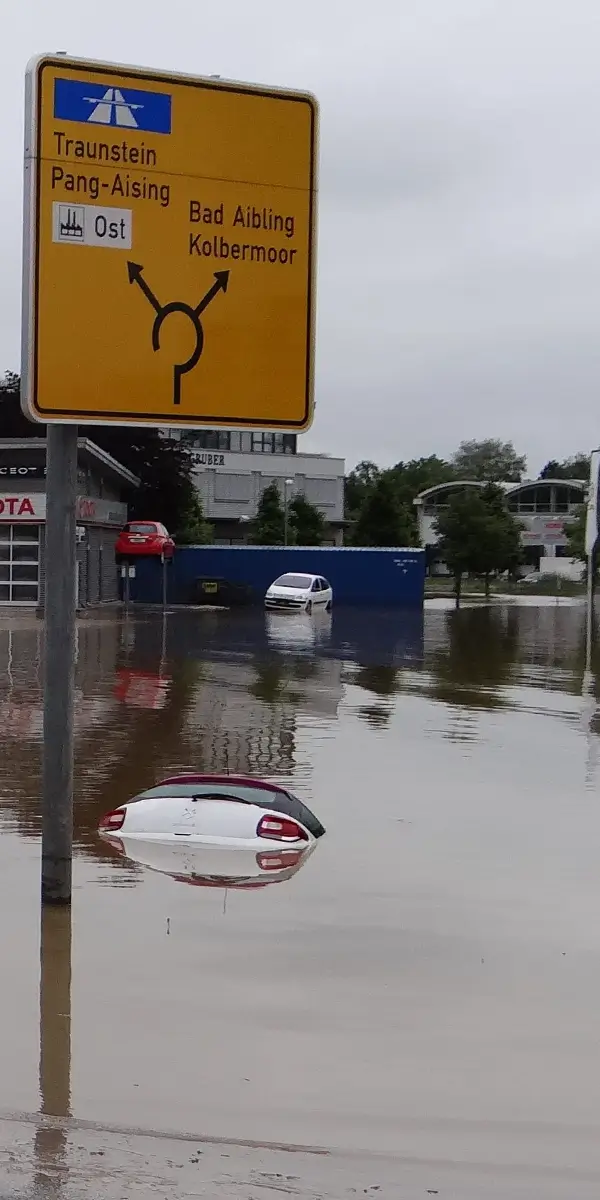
[265,610,332,653]
[101,836,316,891]
[114,668,171,710]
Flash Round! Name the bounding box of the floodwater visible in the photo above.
[2,599,600,1193]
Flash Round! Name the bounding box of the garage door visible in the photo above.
[0,524,40,604]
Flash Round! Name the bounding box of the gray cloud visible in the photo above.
[3,0,600,474]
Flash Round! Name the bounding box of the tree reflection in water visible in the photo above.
[430,605,520,710]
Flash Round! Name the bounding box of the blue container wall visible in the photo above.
[130,546,425,607]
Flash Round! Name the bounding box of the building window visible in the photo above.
[0,523,40,604]
[507,484,584,515]
[186,430,297,455]
[248,433,297,454]
[192,430,232,451]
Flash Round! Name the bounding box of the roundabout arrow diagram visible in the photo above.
[127,262,230,406]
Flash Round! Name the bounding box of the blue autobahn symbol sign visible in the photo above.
[53,78,172,134]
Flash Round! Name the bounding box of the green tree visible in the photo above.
[472,484,523,596]
[451,438,526,482]
[103,431,202,536]
[353,474,415,547]
[288,493,326,545]
[345,455,454,544]
[388,455,455,508]
[434,484,522,603]
[434,489,485,602]
[344,460,380,524]
[566,504,586,563]
[251,481,285,544]
[173,489,213,544]
[539,455,590,480]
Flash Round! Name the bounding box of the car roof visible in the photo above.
[156,773,290,794]
[133,775,325,839]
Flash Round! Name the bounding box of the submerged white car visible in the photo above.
[264,572,333,614]
[98,774,325,850]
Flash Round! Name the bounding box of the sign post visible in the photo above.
[161,552,167,612]
[41,425,78,903]
[22,53,318,906]
[584,450,600,674]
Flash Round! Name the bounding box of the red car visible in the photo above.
[115,521,175,562]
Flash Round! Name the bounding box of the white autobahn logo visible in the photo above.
[83,88,143,128]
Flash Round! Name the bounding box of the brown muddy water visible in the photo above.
[1,599,600,1183]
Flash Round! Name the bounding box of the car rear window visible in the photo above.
[125,523,157,534]
[131,783,289,807]
[272,574,313,588]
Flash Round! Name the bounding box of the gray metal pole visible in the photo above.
[41,424,78,906]
[124,561,131,609]
[284,494,288,546]
[161,553,167,611]
[586,553,594,674]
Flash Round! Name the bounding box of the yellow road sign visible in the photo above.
[22,55,317,429]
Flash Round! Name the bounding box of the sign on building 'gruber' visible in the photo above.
[22,56,317,430]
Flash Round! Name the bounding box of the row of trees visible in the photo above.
[249,482,327,545]
[0,374,591,561]
[344,439,591,548]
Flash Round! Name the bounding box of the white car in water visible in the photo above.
[98,774,325,850]
[264,572,333,614]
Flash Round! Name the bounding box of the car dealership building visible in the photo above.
[0,438,137,607]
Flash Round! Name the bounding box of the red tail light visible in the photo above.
[256,815,308,842]
[98,808,126,832]
[256,849,304,871]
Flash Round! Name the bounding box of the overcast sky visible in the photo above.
[3,0,600,473]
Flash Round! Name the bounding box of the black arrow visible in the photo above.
[194,270,229,318]
[127,261,162,314]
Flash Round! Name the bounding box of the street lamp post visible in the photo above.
[239,513,252,542]
[283,478,294,546]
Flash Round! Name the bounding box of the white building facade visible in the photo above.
[415,478,586,576]
[167,429,345,544]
